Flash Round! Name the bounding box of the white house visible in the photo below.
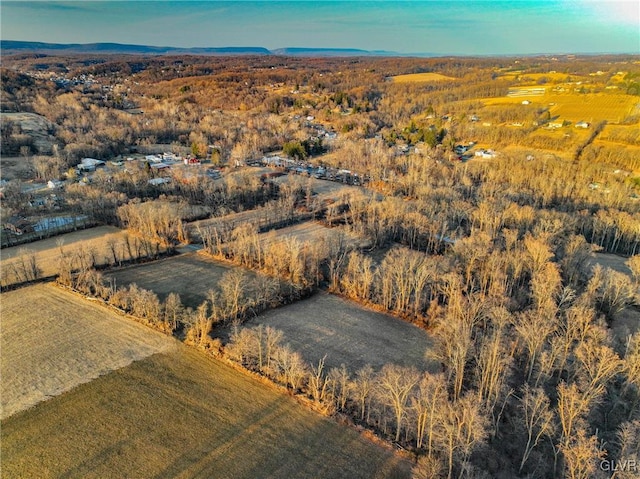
[47,179,64,189]
[575,121,590,129]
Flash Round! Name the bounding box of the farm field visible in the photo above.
[272,173,364,201]
[0,226,130,287]
[483,91,639,124]
[1,346,411,479]
[107,252,244,308]
[499,144,574,162]
[188,208,270,237]
[0,283,176,420]
[186,174,365,241]
[528,130,599,156]
[510,72,578,83]
[391,72,456,83]
[242,292,438,373]
[591,139,640,158]
[547,92,639,123]
[260,221,371,249]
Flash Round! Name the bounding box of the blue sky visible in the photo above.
[1,1,638,55]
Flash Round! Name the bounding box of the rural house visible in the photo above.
[3,216,34,235]
[77,158,106,172]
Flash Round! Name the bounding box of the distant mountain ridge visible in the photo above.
[1,41,272,56]
[1,40,403,57]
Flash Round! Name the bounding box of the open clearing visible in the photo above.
[0,112,55,153]
[391,72,456,83]
[1,226,130,286]
[107,252,241,308]
[1,346,411,479]
[260,221,370,249]
[271,173,364,201]
[188,208,271,237]
[547,93,639,123]
[0,156,33,181]
[483,92,639,124]
[587,252,640,343]
[0,283,176,420]
[242,293,437,373]
[588,252,634,276]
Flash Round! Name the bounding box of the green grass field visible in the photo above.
[1,346,411,479]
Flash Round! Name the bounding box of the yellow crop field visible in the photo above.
[392,72,456,83]
[483,96,543,106]
[547,93,639,123]
[497,72,583,83]
[482,92,639,124]
[518,72,577,82]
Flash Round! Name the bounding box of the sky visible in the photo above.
[1,1,639,55]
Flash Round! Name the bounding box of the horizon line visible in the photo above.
[2,40,639,58]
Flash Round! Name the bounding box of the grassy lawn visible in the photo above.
[1,346,411,479]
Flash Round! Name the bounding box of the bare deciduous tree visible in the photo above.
[613,420,640,479]
[438,393,488,479]
[275,345,307,391]
[557,382,591,446]
[516,309,556,382]
[309,355,329,404]
[561,428,606,479]
[163,292,184,332]
[352,364,375,422]
[377,364,420,442]
[411,372,447,452]
[328,364,351,412]
[518,385,555,473]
